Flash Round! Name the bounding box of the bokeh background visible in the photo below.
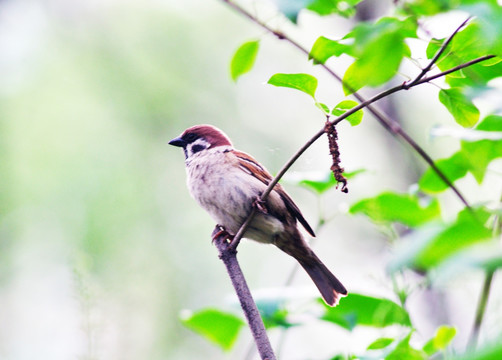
[1,0,501,359]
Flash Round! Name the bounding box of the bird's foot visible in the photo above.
[253,197,268,214]
[211,225,234,244]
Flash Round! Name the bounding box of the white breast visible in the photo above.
[185,147,284,243]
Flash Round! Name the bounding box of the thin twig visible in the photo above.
[330,55,495,127]
[468,197,502,348]
[415,55,496,84]
[404,17,471,88]
[468,271,495,349]
[229,207,257,250]
[214,233,276,360]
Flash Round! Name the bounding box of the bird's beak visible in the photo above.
[168,136,185,147]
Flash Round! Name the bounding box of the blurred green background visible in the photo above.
[1,0,501,359]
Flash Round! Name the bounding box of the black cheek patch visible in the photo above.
[191,144,205,154]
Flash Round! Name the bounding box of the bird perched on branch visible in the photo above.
[169,124,347,306]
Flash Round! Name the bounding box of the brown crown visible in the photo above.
[182,124,233,148]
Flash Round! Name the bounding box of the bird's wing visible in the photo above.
[232,149,316,237]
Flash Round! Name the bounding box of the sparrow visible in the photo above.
[169,124,347,306]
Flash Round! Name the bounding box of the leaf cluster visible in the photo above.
[184,0,502,358]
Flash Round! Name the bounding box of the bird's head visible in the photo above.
[169,124,233,160]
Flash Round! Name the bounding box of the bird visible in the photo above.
[169,124,347,306]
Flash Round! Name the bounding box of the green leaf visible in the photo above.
[426,38,444,59]
[307,0,364,17]
[290,169,364,194]
[420,115,502,193]
[230,40,260,82]
[402,0,455,16]
[309,36,351,64]
[345,16,417,49]
[457,7,502,58]
[255,297,295,329]
[386,332,426,360]
[298,172,337,194]
[460,115,502,182]
[332,100,363,126]
[454,341,502,360]
[315,101,330,114]
[423,325,457,355]
[322,293,411,330]
[439,88,480,127]
[368,337,395,350]
[418,152,469,193]
[181,308,244,351]
[475,114,502,132]
[275,0,309,23]
[343,32,407,94]
[349,192,440,227]
[261,308,291,329]
[343,169,366,179]
[329,356,347,360]
[431,20,502,87]
[277,0,369,22]
[277,0,368,22]
[445,59,502,88]
[341,17,417,94]
[391,208,493,271]
[267,73,318,99]
[434,243,502,281]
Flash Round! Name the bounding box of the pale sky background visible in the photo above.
[0,0,501,359]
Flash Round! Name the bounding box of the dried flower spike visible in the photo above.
[325,119,348,193]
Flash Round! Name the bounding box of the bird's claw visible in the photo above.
[211,225,234,244]
[253,198,268,214]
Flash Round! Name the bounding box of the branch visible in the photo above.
[223,7,498,250]
[468,199,502,348]
[404,16,471,89]
[416,55,496,84]
[213,4,498,355]
[229,207,257,250]
[468,271,495,349]
[220,0,474,209]
[257,55,496,210]
[213,229,276,360]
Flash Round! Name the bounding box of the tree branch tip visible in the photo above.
[273,30,286,40]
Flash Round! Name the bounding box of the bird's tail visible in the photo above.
[297,252,347,307]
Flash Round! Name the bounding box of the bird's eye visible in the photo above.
[184,133,198,143]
